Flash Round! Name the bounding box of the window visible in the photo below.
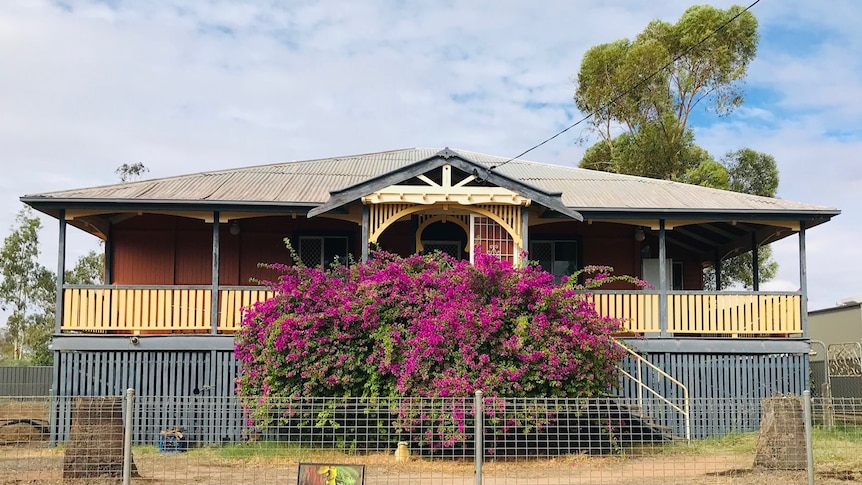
[530,240,578,282]
[673,261,684,290]
[421,240,462,260]
[298,236,349,268]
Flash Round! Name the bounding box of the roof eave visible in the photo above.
[575,207,840,221]
[20,196,318,218]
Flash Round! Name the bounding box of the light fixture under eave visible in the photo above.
[634,227,646,242]
[229,222,240,236]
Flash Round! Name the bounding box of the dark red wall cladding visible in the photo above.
[109,214,703,289]
[110,214,360,285]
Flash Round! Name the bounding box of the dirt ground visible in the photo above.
[0,401,49,446]
[2,444,859,485]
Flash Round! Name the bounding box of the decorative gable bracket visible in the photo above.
[360,164,532,207]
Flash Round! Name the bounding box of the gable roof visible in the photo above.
[306,148,582,220]
[21,147,839,222]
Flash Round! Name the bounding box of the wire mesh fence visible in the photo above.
[2,392,861,484]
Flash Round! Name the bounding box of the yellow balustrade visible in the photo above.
[585,292,660,334]
[62,286,275,335]
[668,293,802,336]
[217,288,275,333]
[62,286,800,337]
[63,287,212,334]
[588,291,801,337]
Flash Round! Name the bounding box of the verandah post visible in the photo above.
[520,205,529,264]
[658,219,668,337]
[714,248,722,289]
[752,231,760,291]
[361,205,370,262]
[211,212,220,334]
[104,222,113,284]
[55,210,66,335]
[799,222,808,337]
[474,389,483,485]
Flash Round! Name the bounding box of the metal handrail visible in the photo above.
[616,341,691,441]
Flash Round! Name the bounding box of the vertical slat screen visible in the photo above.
[52,350,241,444]
[617,351,808,439]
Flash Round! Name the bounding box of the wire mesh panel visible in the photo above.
[812,397,862,482]
[480,396,803,485]
[127,396,484,485]
[299,237,324,267]
[6,393,862,484]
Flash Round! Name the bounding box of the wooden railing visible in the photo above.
[62,286,802,337]
[217,287,275,333]
[585,291,661,333]
[62,285,272,335]
[589,290,802,337]
[667,291,802,336]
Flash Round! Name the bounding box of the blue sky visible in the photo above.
[0,0,859,311]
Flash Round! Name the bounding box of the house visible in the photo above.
[21,147,839,441]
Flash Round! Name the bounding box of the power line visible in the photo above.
[490,0,762,171]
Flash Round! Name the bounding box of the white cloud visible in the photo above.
[0,0,858,317]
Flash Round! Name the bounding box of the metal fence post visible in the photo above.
[474,390,483,485]
[123,388,135,485]
[803,390,814,485]
[822,381,834,429]
[48,387,57,447]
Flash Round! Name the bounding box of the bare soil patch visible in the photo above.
[0,400,49,446]
[0,445,859,485]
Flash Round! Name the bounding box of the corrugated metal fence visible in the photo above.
[0,366,52,396]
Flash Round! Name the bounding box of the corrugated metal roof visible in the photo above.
[23,147,838,214]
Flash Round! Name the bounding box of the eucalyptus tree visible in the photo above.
[574,4,759,180]
[0,208,52,362]
[573,5,777,289]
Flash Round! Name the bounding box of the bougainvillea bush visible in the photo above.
[236,249,626,400]
[234,248,633,449]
